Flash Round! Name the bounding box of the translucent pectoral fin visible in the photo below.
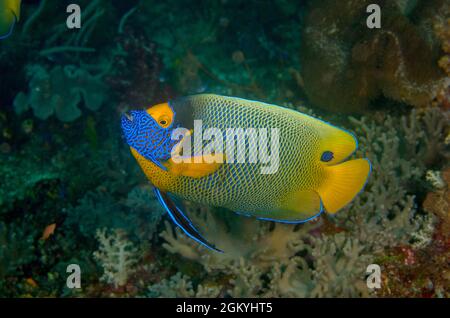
[153,188,223,253]
[164,154,224,178]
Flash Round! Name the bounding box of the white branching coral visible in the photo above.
[426,170,446,190]
[263,259,312,298]
[93,228,140,288]
[445,132,450,145]
[341,107,448,252]
[411,214,436,250]
[148,272,221,298]
[160,209,317,272]
[226,258,264,297]
[310,233,373,297]
[159,210,319,297]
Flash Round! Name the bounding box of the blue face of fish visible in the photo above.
[121,110,178,169]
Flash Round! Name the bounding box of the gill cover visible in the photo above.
[121,110,179,170]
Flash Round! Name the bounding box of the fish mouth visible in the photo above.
[123,111,133,122]
[120,112,135,133]
[120,112,135,145]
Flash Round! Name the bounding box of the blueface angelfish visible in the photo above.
[0,0,21,40]
[121,94,371,252]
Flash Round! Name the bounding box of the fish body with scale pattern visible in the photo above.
[121,94,371,252]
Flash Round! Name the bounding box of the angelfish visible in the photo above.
[121,94,371,252]
[0,0,21,40]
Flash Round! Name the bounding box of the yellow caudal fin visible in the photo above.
[317,158,371,213]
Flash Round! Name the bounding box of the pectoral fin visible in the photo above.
[164,154,224,178]
[165,128,224,178]
[153,188,223,253]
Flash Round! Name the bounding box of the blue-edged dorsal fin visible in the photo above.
[153,188,223,253]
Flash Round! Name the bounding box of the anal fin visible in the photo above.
[255,189,323,223]
[0,14,16,40]
[153,188,223,253]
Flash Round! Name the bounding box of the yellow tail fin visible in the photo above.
[317,158,371,213]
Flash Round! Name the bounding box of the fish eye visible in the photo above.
[158,115,171,127]
[320,151,334,162]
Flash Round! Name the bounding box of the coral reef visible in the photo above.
[148,272,221,298]
[299,0,449,113]
[0,140,58,210]
[0,222,36,281]
[0,0,448,299]
[374,167,449,297]
[106,29,172,113]
[156,106,449,297]
[93,228,140,288]
[309,233,373,297]
[340,107,449,252]
[64,186,164,241]
[137,0,302,101]
[423,167,450,240]
[436,18,450,77]
[434,17,450,109]
[13,65,108,122]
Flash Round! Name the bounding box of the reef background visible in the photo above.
[0,0,448,298]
